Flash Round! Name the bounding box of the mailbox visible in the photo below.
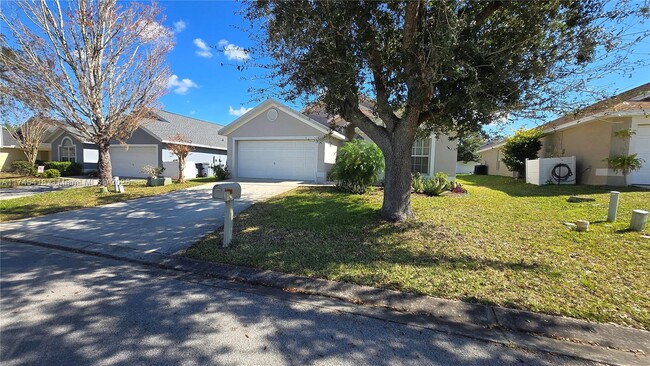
[212,182,241,201]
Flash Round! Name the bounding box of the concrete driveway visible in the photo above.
[0,180,299,255]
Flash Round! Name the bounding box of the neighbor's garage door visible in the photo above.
[629,123,650,185]
[110,145,158,178]
[237,140,317,181]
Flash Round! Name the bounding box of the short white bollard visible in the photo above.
[113,176,120,192]
[607,191,619,222]
[223,191,234,247]
[212,183,242,248]
[630,210,649,232]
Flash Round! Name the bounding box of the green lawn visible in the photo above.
[0,180,205,221]
[185,175,650,330]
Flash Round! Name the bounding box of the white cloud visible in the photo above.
[218,39,250,61]
[137,20,172,43]
[229,105,252,116]
[190,110,196,115]
[173,20,186,33]
[193,38,213,58]
[167,75,198,95]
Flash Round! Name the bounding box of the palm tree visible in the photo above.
[604,154,644,187]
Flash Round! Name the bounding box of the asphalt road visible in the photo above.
[0,241,590,366]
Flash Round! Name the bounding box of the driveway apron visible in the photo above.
[0,181,298,255]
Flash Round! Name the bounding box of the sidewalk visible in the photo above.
[2,231,648,366]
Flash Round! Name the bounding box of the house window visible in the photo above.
[60,137,76,162]
[411,138,430,174]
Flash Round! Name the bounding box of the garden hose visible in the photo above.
[551,163,574,184]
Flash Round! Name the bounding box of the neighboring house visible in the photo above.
[0,126,54,171]
[219,98,457,182]
[478,83,650,186]
[8,110,227,178]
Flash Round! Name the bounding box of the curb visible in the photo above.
[2,231,648,365]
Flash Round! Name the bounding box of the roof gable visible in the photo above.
[219,99,346,140]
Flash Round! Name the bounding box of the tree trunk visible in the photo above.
[380,138,414,221]
[97,141,112,187]
[178,157,185,183]
[26,146,38,166]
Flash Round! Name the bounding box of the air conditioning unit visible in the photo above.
[525,156,576,185]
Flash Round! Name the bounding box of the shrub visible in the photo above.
[420,172,451,196]
[140,165,165,177]
[412,172,425,193]
[501,128,544,178]
[212,164,231,181]
[43,169,61,178]
[450,181,468,194]
[10,161,36,176]
[330,140,384,194]
[44,161,83,176]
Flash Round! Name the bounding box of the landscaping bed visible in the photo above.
[0,180,204,221]
[185,175,650,330]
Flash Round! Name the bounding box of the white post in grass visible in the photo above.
[630,210,648,232]
[223,190,234,248]
[607,191,620,222]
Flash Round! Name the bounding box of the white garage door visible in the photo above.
[110,145,158,178]
[629,123,650,185]
[238,140,317,181]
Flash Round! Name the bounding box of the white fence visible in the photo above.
[163,160,197,180]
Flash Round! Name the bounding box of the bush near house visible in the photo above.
[501,128,544,178]
[212,164,231,181]
[44,161,83,176]
[329,140,384,194]
[10,161,37,176]
[38,169,61,178]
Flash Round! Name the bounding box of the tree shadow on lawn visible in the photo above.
[459,175,647,197]
[196,187,551,295]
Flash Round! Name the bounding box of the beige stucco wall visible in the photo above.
[433,134,458,179]
[224,106,343,181]
[478,147,513,177]
[0,148,50,171]
[539,117,629,185]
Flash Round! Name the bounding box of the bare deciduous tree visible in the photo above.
[0,0,172,185]
[1,96,56,166]
[166,133,193,183]
[1,47,56,167]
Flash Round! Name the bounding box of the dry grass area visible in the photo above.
[185,175,650,330]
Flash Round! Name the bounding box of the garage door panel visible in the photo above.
[238,140,317,181]
[629,124,650,185]
[110,145,158,178]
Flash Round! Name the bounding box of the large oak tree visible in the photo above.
[244,0,647,221]
[1,0,172,185]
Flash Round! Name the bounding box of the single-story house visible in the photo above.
[2,110,228,178]
[219,99,457,182]
[478,83,650,186]
[1,126,54,170]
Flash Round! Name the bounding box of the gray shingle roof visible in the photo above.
[141,110,227,150]
[1,127,18,147]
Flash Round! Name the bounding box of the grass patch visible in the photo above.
[185,175,650,330]
[0,180,204,221]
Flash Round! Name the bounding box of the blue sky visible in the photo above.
[157,1,274,126]
[159,0,649,132]
[3,1,649,132]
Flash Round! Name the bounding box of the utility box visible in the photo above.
[212,182,241,201]
[526,156,576,185]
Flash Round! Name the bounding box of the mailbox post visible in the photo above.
[212,183,241,248]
